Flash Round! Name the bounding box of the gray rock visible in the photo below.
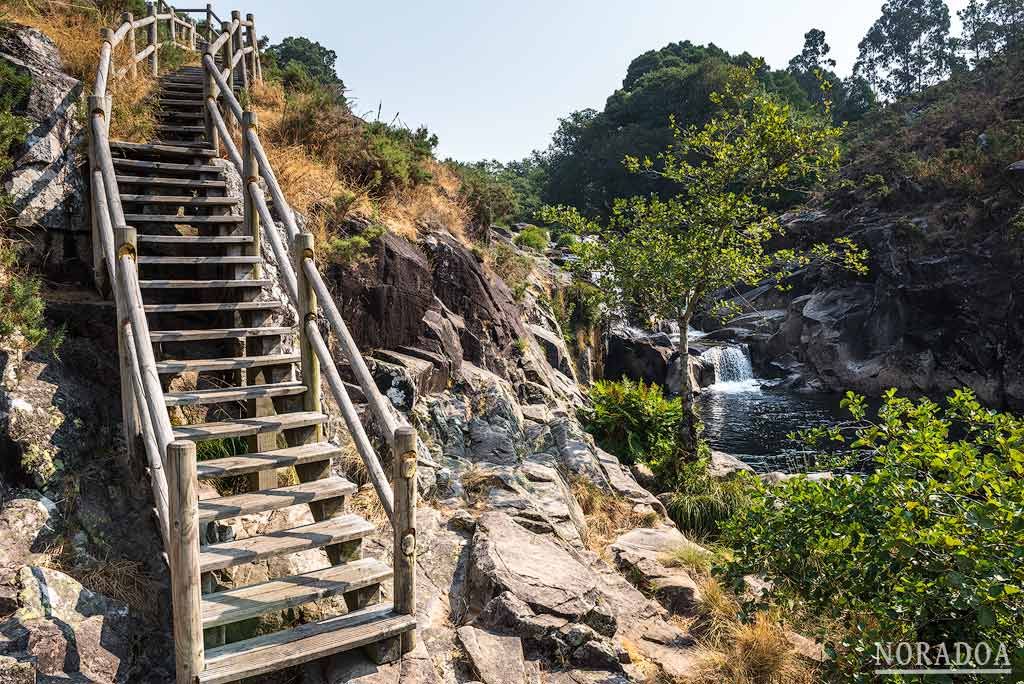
[0,497,56,587]
[0,655,34,683]
[571,638,622,671]
[456,625,528,684]
[609,527,705,615]
[468,512,607,626]
[708,450,754,478]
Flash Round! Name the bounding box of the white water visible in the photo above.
[700,344,761,393]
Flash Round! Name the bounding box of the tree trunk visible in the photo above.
[676,316,700,460]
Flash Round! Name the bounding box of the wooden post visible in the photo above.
[393,425,417,654]
[293,232,322,442]
[123,13,137,78]
[241,112,261,278]
[203,47,219,153]
[147,3,158,76]
[167,440,203,684]
[88,95,106,295]
[112,219,141,464]
[100,27,116,82]
[245,13,259,84]
[205,3,213,43]
[168,3,177,45]
[231,10,248,92]
[221,21,233,96]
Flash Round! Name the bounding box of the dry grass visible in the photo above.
[693,575,741,645]
[4,2,167,142]
[41,541,160,620]
[660,543,714,576]
[570,475,660,553]
[461,464,501,507]
[688,613,815,684]
[350,484,389,530]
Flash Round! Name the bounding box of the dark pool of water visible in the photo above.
[699,382,850,473]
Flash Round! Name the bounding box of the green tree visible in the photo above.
[959,0,1001,65]
[788,29,877,124]
[855,0,958,99]
[265,36,345,91]
[450,161,517,234]
[542,67,862,459]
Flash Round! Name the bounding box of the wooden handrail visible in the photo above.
[205,100,241,170]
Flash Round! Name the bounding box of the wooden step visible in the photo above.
[195,441,337,478]
[145,301,281,314]
[116,175,226,189]
[137,234,250,244]
[120,195,237,206]
[173,411,328,442]
[201,559,391,629]
[137,255,257,265]
[139,279,269,289]
[157,111,205,121]
[149,326,290,342]
[113,159,221,174]
[198,476,354,523]
[124,213,242,225]
[158,98,204,108]
[158,124,206,134]
[110,141,216,158]
[164,380,307,407]
[198,514,372,572]
[198,604,415,684]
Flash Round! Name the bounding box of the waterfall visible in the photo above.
[700,345,760,392]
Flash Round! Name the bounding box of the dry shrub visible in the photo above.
[570,475,660,553]
[693,575,741,645]
[350,484,389,531]
[689,613,814,684]
[461,464,502,507]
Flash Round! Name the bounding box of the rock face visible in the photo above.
[609,527,703,615]
[0,25,88,281]
[704,212,1024,409]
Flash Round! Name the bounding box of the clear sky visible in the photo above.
[212,1,968,162]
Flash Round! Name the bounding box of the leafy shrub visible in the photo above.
[324,222,384,265]
[665,453,752,536]
[584,379,682,467]
[513,225,549,251]
[489,243,532,291]
[0,241,63,354]
[724,389,1024,678]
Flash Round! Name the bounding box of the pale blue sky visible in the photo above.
[211,1,968,162]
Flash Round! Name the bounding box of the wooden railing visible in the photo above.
[90,6,416,680]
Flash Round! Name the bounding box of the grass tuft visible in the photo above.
[690,612,815,684]
[570,475,660,553]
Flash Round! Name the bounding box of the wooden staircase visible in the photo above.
[108,65,415,682]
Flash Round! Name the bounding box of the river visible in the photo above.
[695,343,850,473]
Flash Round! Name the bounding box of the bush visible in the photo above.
[513,225,549,251]
[584,379,682,468]
[724,390,1024,678]
[324,222,384,265]
[666,453,752,536]
[450,161,516,233]
[490,243,532,291]
[0,241,62,354]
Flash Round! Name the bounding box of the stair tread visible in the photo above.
[138,255,258,265]
[150,326,291,342]
[198,604,415,684]
[195,441,337,478]
[157,353,298,374]
[145,301,281,314]
[201,558,390,628]
[198,513,372,572]
[120,195,237,205]
[124,213,243,224]
[113,159,221,173]
[110,140,215,157]
[116,175,226,189]
[137,234,249,244]
[164,380,306,407]
[173,411,328,441]
[158,124,206,133]
[158,98,204,106]
[197,475,354,523]
[139,279,269,289]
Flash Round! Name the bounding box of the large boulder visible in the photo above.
[0,25,87,280]
[609,527,705,616]
[0,496,57,611]
[604,328,673,386]
[456,626,530,684]
[0,566,130,683]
